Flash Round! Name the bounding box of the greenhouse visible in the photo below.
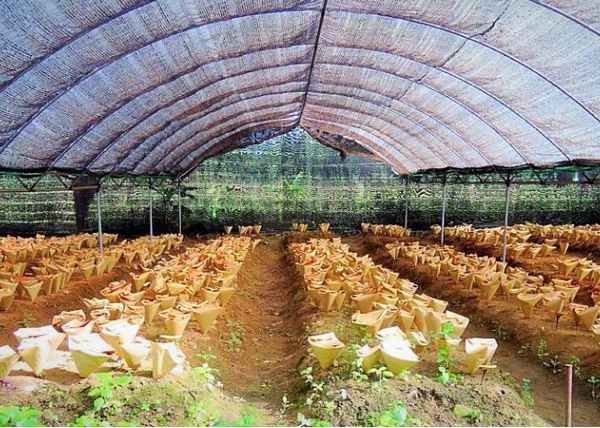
[0,0,599,427]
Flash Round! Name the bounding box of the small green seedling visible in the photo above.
[0,406,44,427]
[588,376,599,400]
[87,373,132,413]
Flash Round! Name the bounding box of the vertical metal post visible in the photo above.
[148,179,153,244]
[565,364,573,427]
[403,177,409,229]
[177,181,182,235]
[97,186,103,256]
[501,182,511,263]
[440,181,447,245]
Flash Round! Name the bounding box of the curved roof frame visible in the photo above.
[330,8,600,127]
[42,59,312,176]
[85,69,310,173]
[152,104,303,174]
[0,7,321,156]
[0,0,599,178]
[307,63,532,165]
[136,95,306,174]
[318,47,572,163]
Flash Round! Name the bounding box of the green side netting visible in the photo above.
[0,130,598,236]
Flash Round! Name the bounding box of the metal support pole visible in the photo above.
[440,182,447,245]
[565,364,573,427]
[177,182,182,235]
[97,187,103,256]
[501,182,511,263]
[403,177,409,229]
[148,180,153,244]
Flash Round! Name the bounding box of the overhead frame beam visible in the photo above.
[0,8,319,158]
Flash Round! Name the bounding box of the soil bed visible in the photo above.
[343,233,600,426]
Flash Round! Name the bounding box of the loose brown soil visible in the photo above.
[343,233,600,426]
[179,235,313,421]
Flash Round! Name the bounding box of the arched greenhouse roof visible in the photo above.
[0,0,599,178]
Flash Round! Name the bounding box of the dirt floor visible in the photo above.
[1,232,597,426]
[179,235,313,423]
[343,233,600,426]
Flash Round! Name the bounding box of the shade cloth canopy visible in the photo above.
[0,0,599,178]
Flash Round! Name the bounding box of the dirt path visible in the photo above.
[206,235,309,420]
[342,234,600,427]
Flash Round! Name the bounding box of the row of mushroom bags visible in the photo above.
[437,222,600,258]
[434,224,567,258]
[525,222,600,250]
[386,240,600,336]
[434,224,600,313]
[289,237,497,376]
[0,235,260,380]
[0,233,181,312]
[291,223,331,233]
[223,224,262,235]
[361,223,411,237]
[437,224,600,288]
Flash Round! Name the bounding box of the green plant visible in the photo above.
[267,172,309,203]
[431,322,458,369]
[588,376,599,400]
[300,366,326,407]
[224,319,244,352]
[87,373,132,413]
[68,413,103,427]
[376,401,421,427]
[322,400,336,417]
[0,406,44,427]
[280,395,292,415]
[367,366,394,389]
[568,356,581,378]
[185,402,218,426]
[437,366,463,385]
[197,352,217,364]
[193,363,220,386]
[18,311,34,328]
[517,343,531,356]
[453,405,482,422]
[544,354,562,374]
[297,413,333,427]
[520,378,534,408]
[536,339,548,361]
[214,415,256,427]
[350,358,368,382]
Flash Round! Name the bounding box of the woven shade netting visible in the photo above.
[0,0,599,178]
